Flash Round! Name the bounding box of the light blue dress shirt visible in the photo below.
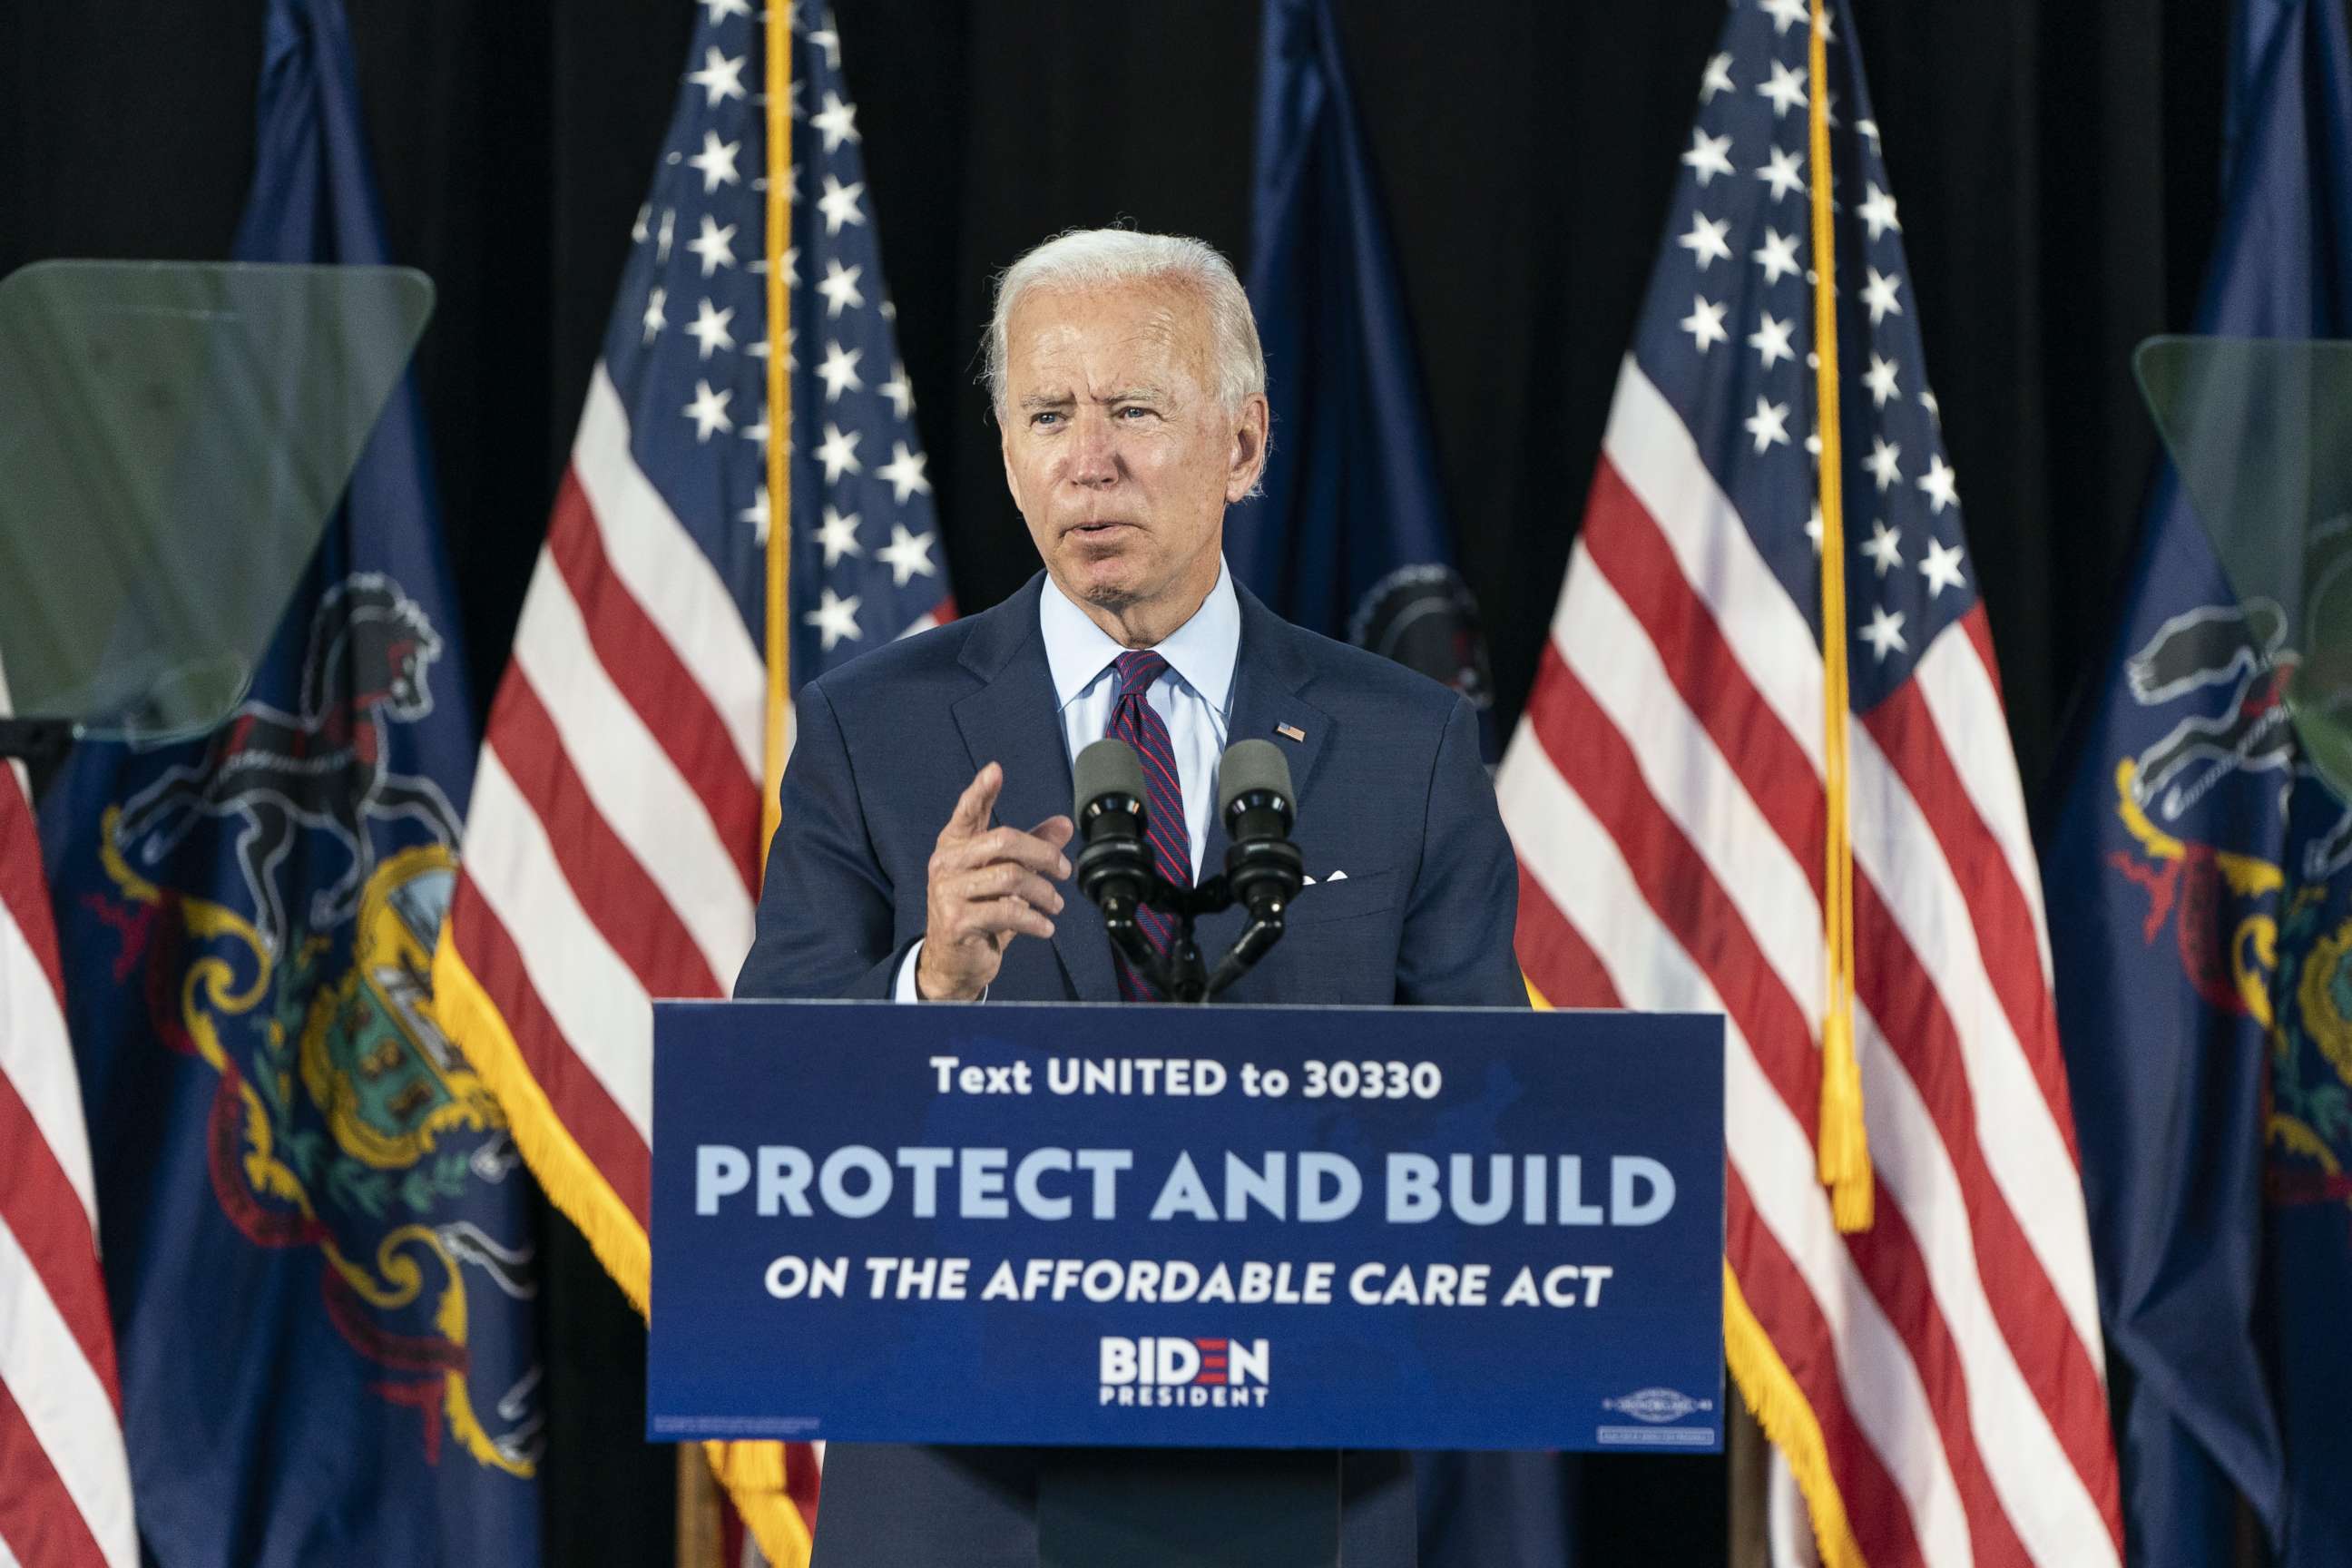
[895,558,1240,999]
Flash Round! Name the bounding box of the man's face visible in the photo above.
[998,279,1267,621]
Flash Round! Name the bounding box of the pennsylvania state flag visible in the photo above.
[37,2,541,1563]
[1230,0,1496,747]
[2043,0,2352,1563]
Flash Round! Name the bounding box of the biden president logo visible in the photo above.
[1100,1336,1271,1408]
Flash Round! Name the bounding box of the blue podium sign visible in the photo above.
[648,1002,1724,1453]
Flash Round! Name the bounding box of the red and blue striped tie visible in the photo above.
[1108,649,1190,1001]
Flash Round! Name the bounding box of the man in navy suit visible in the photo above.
[738,229,1524,1566]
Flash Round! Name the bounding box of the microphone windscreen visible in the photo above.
[1073,737,1148,820]
[1217,738,1294,819]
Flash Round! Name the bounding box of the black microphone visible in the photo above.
[1073,737,1154,926]
[1212,740,1305,987]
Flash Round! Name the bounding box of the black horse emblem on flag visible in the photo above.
[114,573,464,951]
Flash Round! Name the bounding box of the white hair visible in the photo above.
[983,228,1268,420]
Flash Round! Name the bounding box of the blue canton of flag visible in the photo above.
[37,3,543,1563]
[1634,0,1974,698]
[2043,2,2352,1563]
[603,0,950,688]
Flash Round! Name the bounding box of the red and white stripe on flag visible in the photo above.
[1499,363,2123,1567]
[0,684,137,1568]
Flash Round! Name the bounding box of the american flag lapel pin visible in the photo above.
[1275,722,1306,743]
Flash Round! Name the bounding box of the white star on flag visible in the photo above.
[1700,52,1735,103]
[816,505,864,565]
[687,215,738,276]
[1917,452,1959,513]
[817,259,865,317]
[1683,128,1736,186]
[1749,312,1797,370]
[641,285,667,343]
[877,441,932,503]
[881,362,916,419]
[1858,181,1903,241]
[805,586,864,652]
[1744,396,1791,453]
[1859,603,1909,661]
[688,129,741,191]
[1759,59,1808,118]
[817,340,865,401]
[1919,537,1967,596]
[1865,436,1903,491]
[682,378,733,441]
[1755,145,1806,202]
[739,485,770,544]
[1679,212,1733,270]
[817,174,867,235]
[1759,0,1810,34]
[877,524,938,586]
[686,298,736,359]
[1681,295,1730,353]
[1752,228,1803,286]
[816,420,863,481]
[687,47,747,107]
[1862,520,1904,575]
[1862,266,1906,325]
[1863,351,1901,407]
[810,91,861,152]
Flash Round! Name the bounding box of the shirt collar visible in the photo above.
[1038,556,1240,715]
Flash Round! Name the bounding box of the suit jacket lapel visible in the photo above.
[950,575,1119,1003]
[1207,584,1331,873]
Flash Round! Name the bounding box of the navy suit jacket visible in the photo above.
[737,571,1523,1007]
[733,571,1524,1567]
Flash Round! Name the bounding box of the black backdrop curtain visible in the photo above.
[0,0,2248,1560]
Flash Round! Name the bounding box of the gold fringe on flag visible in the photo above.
[1807,0,1871,1235]
[1723,1262,1867,1568]
[429,941,816,1567]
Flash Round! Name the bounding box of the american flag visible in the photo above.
[431,3,947,1560]
[0,671,136,1568]
[1495,2,2122,1563]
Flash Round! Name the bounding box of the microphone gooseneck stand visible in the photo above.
[1091,865,1293,1004]
[1073,740,1304,1004]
